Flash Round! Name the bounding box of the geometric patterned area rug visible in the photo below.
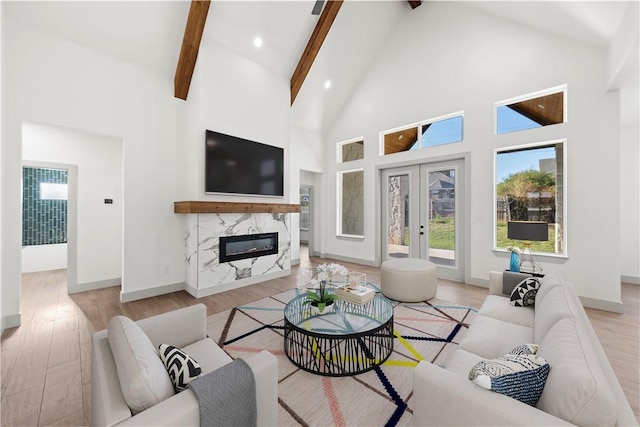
[206,285,477,427]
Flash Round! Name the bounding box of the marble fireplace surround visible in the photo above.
[175,201,300,298]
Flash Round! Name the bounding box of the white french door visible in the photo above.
[382,160,465,281]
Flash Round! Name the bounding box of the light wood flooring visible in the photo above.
[1,254,639,425]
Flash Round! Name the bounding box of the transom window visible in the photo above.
[337,138,364,163]
[381,112,464,155]
[496,85,567,134]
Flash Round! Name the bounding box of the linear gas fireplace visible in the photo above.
[219,232,279,263]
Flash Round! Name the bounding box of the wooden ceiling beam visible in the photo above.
[408,1,422,9]
[290,0,344,106]
[174,0,210,101]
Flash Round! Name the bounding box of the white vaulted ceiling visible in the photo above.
[4,1,636,132]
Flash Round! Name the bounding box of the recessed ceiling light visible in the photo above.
[324,80,331,89]
[254,37,263,48]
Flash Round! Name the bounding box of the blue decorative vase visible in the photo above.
[510,252,520,272]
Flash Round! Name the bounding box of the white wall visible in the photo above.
[0,2,8,329]
[290,124,325,262]
[22,123,123,287]
[2,20,183,325]
[22,244,67,273]
[620,103,640,283]
[324,2,625,309]
[181,37,292,202]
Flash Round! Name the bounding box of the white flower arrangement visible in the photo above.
[297,262,349,289]
[506,246,522,254]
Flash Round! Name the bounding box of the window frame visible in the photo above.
[493,139,568,258]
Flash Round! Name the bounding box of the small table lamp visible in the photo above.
[507,221,549,274]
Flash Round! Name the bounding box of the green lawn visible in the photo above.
[496,221,556,252]
[403,219,556,253]
[429,217,455,250]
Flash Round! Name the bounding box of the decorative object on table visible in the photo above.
[335,283,375,305]
[297,263,349,313]
[346,271,366,290]
[302,277,339,313]
[297,262,349,289]
[506,246,522,273]
[507,221,549,274]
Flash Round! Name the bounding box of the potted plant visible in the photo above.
[298,263,348,314]
[303,280,339,314]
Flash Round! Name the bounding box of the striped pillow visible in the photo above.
[159,344,202,392]
[469,352,550,406]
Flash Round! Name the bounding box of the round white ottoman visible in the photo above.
[380,258,437,302]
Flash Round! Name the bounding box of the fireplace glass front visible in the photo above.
[219,232,279,263]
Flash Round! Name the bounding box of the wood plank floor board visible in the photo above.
[39,360,84,426]
[1,256,638,425]
[0,385,44,427]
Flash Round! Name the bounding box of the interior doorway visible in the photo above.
[21,122,123,295]
[299,185,313,264]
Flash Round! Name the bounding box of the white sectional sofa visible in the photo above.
[92,304,278,427]
[412,272,637,426]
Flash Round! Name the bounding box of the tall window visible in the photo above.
[337,169,364,237]
[381,112,464,155]
[495,140,565,255]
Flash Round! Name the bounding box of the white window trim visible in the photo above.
[379,110,465,156]
[494,84,568,135]
[336,167,365,238]
[493,138,568,258]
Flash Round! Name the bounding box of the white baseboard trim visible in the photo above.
[621,275,640,285]
[291,258,300,266]
[319,253,379,267]
[184,270,290,298]
[70,277,122,294]
[120,282,186,303]
[579,296,624,314]
[2,313,21,332]
[464,276,489,288]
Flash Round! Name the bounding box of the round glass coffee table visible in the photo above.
[283,293,394,376]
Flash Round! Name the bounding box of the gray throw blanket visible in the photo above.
[503,271,532,295]
[188,358,257,427]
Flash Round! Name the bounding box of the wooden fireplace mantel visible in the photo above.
[174,201,301,214]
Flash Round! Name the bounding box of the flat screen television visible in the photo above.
[205,130,284,197]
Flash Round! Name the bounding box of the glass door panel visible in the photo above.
[426,168,456,266]
[382,167,419,260]
[387,174,409,258]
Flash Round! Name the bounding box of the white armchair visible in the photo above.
[91,304,278,427]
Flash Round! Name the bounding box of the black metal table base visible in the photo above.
[283,313,394,377]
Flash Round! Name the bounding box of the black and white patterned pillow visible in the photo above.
[510,277,541,307]
[158,344,202,392]
[509,343,538,355]
[469,353,550,406]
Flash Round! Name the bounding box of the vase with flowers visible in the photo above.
[506,246,522,272]
[298,263,348,314]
